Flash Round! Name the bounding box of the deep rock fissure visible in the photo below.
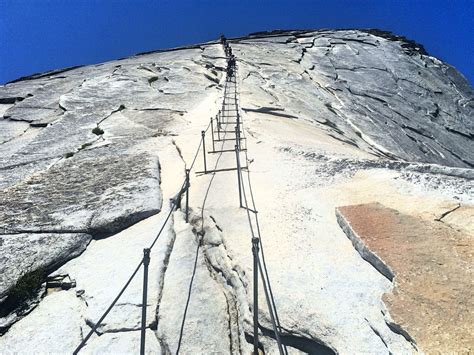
[259,325,336,355]
[366,319,390,352]
[153,214,177,353]
[385,320,417,346]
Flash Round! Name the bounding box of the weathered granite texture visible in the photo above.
[0,44,225,331]
[0,233,91,303]
[0,30,472,354]
[233,29,473,168]
[0,152,161,236]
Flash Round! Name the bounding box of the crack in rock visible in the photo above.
[434,203,461,222]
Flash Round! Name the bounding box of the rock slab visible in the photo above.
[336,203,474,353]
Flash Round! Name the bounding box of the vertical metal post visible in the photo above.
[222,82,227,126]
[201,130,207,173]
[235,125,240,152]
[252,237,260,354]
[175,191,181,209]
[211,117,215,152]
[235,145,242,208]
[185,169,190,223]
[222,102,225,126]
[140,248,151,355]
[217,113,221,140]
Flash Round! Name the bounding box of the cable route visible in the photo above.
[74,34,285,355]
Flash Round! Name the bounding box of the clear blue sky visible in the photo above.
[1,0,473,85]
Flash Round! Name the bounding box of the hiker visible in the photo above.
[228,55,236,69]
[227,65,234,80]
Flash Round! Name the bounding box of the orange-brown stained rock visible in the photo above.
[337,202,473,354]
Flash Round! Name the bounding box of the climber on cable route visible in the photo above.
[227,55,236,80]
[220,34,226,45]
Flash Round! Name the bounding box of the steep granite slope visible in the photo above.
[234,29,473,167]
[0,30,472,354]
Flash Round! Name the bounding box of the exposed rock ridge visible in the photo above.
[232,29,473,168]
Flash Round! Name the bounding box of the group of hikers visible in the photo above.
[220,35,236,81]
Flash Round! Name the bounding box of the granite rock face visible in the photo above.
[0,233,91,302]
[0,291,86,353]
[0,151,161,236]
[0,44,224,331]
[0,30,472,354]
[234,29,473,168]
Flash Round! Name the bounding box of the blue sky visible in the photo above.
[1,0,473,84]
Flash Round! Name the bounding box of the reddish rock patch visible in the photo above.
[336,202,473,353]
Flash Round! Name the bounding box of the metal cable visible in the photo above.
[237,159,284,355]
[242,149,286,344]
[258,257,284,354]
[236,62,286,343]
[73,260,144,354]
[188,120,212,171]
[75,41,285,354]
[233,57,287,354]
[176,239,200,354]
[74,104,216,353]
[176,54,232,353]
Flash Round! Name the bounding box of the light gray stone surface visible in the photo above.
[0,151,162,236]
[0,30,472,354]
[0,290,86,353]
[233,29,473,168]
[156,212,232,354]
[0,45,225,318]
[0,233,91,302]
[52,207,178,335]
[81,329,162,355]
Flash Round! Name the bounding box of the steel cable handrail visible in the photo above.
[233,56,287,355]
[73,110,216,354]
[235,66,285,342]
[176,65,233,354]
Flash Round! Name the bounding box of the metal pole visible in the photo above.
[252,237,260,354]
[176,191,181,209]
[217,113,221,139]
[211,117,215,152]
[222,82,227,126]
[222,102,226,126]
[235,125,241,151]
[235,145,242,208]
[201,130,207,173]
[258,258,285,355]
[140,248,151,355]
[185,169,190,223]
